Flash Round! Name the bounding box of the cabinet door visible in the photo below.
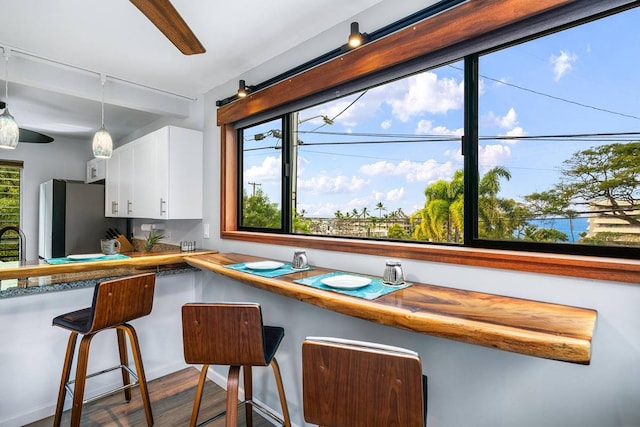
[104,153,120,217]
[167,126,202,219]
[132,129,169,219]
[86,158,106,183]
[119,145,134,217]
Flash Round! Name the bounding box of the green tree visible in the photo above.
[477,166,520,239]
[293,210,311,234]
[412,170,464,242]
[556,142,640,226]
[375,202,386,218]
[387,223,409,240]
[242,188,281,228]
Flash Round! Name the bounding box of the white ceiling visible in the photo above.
[0,0,436,143]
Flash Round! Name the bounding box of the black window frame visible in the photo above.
[233,1,640,261]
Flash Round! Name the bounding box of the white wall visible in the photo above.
[1,137,91,260]
[0,272,197,427]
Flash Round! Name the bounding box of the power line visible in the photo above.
[447,64,640,121]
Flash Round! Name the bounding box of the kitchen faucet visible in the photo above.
[0,226,26,265]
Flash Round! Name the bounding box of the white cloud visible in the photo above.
[479,144,511,169]
[387,71,464,121]
[381,119,392,129]
[485,108,519,129]
[244,155,281,182]
[386,187,405,201]
[297,173,369,194]
[360,159,458,183]
[504,126,526,137]
[415,119,463,136]
[497,108,518,129]
[550,50,577,81]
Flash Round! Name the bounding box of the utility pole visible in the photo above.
[248,182,261,197]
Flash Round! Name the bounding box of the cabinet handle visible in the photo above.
[127,200,133,214]
[112,201,118,214]
[91,167,97,179]
[160,198,167,216]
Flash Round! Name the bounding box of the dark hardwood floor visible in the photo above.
[26,367,274,426]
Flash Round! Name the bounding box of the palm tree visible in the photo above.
[478,166,516,239]
[413,170,464,242]
[375,202,386,217]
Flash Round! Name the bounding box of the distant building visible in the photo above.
[586,201,640,242]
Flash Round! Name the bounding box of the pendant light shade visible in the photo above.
[92,74,112,158]
[0,48,19,150]
[92,126,113,158]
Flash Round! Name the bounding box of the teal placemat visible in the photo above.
[46,254,130,265]
[294,271,411,300]
[225,262,312,278]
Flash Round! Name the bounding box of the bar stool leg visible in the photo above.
[53,332,78,427]
[270,357,291,427]
[243,365,253,427]
[116,328,132,402]
[121,324,153,426]
[189,364,210,427]
[70,333,95,427]
[226,366,241,427]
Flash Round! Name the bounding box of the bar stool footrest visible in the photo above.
[64,363,141,405]
[196,399,287,427]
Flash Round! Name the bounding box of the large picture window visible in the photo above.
[237,5,640,258]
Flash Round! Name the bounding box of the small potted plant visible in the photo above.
[143,229,164,252]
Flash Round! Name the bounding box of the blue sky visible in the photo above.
[243,7,639,220]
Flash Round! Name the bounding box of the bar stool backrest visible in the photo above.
[87,273,156,333]
[182,303,268,366]
[302,337,425,427]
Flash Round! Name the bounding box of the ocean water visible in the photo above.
[527,217,589,243]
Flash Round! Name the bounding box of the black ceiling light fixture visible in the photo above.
[347,22,367,48]
[237,80,249,98]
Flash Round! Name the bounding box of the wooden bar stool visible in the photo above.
[302,336,427,427]
[181,302,291,427]
[52,273,156,427]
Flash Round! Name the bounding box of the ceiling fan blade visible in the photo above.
[1,101,54,143]
[130,0,205,55]
[19,128,54,143]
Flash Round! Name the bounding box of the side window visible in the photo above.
[0,161,22,261]
[239,118,284,230]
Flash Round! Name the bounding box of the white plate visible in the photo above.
[67,253,106,260]
[320,275,371,290]
[244,261,284,271]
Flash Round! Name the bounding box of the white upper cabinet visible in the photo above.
[105,126,203,219]
[86,158,106,183]
[104,145,134,217]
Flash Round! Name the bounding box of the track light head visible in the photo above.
[237,79,250,98]
[348,22,367,48]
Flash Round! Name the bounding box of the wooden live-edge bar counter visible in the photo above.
[185,252,597,365]
[0,250,216,298]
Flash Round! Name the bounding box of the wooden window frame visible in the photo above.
[217,0,640,285]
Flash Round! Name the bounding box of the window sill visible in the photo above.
[222,231,640,284]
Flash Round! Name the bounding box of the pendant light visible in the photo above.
[0,48,19,150]
[92,73,113,158]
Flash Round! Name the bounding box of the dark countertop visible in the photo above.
[0,249,216,299]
